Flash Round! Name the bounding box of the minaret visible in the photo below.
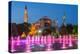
[24,6,28,23]
[62,12,66,26]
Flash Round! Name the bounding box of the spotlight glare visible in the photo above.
[38,30,42,33]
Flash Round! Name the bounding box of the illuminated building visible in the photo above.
[39,16,52,27]
[17,6,31,36]
[24,6,28,23]
[29,24,37,36]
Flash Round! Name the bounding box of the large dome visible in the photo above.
[39,16,51,21]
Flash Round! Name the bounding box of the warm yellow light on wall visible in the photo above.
[47,21,50,23]
[29,24,37,36]
[21,32,26,38]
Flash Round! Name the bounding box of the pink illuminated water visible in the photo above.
[10,35,77,52]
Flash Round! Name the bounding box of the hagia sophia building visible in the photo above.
[10,5,73,38]
[23,6,53,28]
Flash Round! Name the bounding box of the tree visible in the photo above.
[66,24,73,34]
[42,27,52,36]
[17,23,31,36]
[73,25,78,34]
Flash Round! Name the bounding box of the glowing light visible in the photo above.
[38,29,42,33]
[40,44,45,47]
[65,35,69,44]
[47,35,52,44]
[69,35,73,47]
[11,37,15,52]
[41,36,44,44]
[43,36,47,44]
[26,45,31,52]
[46,44,52,51]
[29,24,37,36]
[59,35,62,43]
[52,36,55,43]
[16,36,20,45]
[31,36,35,44]
[37,36,40,44]
[26,36,31,52]
[10,35,77,52]
[35,36,38,44]
[46,35,52,51]
[62,35,67,49]
[21,32,26,38]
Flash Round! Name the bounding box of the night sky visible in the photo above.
[10,1,78,26]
